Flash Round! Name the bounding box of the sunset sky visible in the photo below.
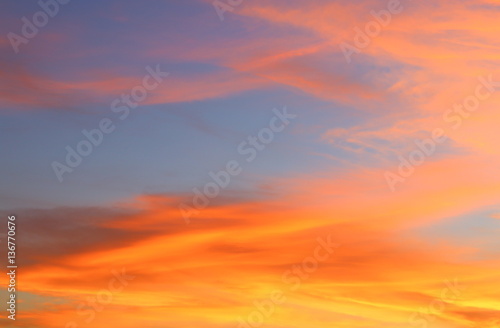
[1,0,500,327]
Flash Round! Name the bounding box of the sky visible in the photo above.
[0,0,499,327]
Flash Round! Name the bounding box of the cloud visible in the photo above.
[6,184,498,327]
